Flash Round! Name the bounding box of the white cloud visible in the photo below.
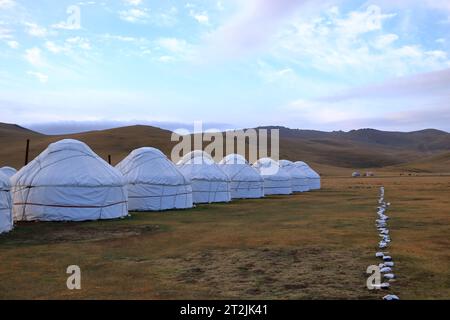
[158,55,174,63]
[202,0,306,59]
[425,50,447,60]
[286,98,450,131]
[371,0,450,13]
[272,5,449,77]
[119,8,149,23]
[0,0,15,9]
[157,37,188,53]
[45,41,67,54]
[27,71,48,83]
[257,60,299,84]
[66,36,91,50]
[99,34,152,58]
[77,1,96,6]
[334,5,396,38]
[288,68,450,131]
[44,37,91,56]
[317,68,450,102]
[24,22,47,37]
[6,40,19,49]
[52,21,81,30]
[394,45,422,58]
[152,6,178,27]
[287,99,363,124]
[216,1,224,11]
[0,25,13,39]
[155,37,195,62]
[101,33,147,43]
[190,10,209,25]
[118,3,178,26]
[24,47,45,67]
[51,5,81,30]
[373,33,399,49]
[123,0,142,5]
[423,0,450,13]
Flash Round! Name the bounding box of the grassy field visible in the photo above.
[0,175,449,300]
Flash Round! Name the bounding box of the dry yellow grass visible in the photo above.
[0,175,448,300]
[1,124,448,175]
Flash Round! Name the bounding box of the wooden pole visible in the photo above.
[24,139,30,166]
[108,155,112,165]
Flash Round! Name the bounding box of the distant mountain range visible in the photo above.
[0,122,449,175]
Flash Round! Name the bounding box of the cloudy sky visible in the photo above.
[0,0,449,133]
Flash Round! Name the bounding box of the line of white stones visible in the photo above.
[375,187,400,301]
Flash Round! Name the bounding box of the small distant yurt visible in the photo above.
[0,166,17,178]
[0,172,13,234]
[116,147,193,211]
[294,161,321,190]
[219,154,264,199]
[279,160,310,192]
[11,139,128,221]
[253,158,292,195]
[177,151,231,204]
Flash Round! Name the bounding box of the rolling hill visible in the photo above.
[390,151,450,173]
[0,124,175,170]
[0,122,448,175]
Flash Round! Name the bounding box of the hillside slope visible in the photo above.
[260,126,450,152]
[389,152,450,173]
[0,123,448,173]
[0,124,176,169]
[260,127,450,168]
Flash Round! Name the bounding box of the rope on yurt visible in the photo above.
[19,156,44,221]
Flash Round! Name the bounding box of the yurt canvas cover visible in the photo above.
[116,147,193,211]
[253,158,292,195]
[219,154,264,199]
[0,166,17,178]
[279,160,310,192]
[294,161,321,190]
[177,151,231,204]
[0,172,13,234]
[11,139,128,221]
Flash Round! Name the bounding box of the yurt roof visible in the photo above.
[177,151,228,181]
[177,150,215,165]
[11,139,125,187]
[219,154,263,182]
[220,154,248,165]
[294,161,320,179]
[116,147,189,185]
[0,166,17,178]
[253,158,291,181]
[279,160,308,179]
[294,161,308,168]
[126,147,166,159]
[0,172,10,191]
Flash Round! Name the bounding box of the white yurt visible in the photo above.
[177,151,231,204]
[279,160,310,192]
[253,158,292,195]
[0,172,13,234]
[219,154,264,199]
[294,161,321,190]
[116,147,193,211]
[0,166,17,178]
[11,139,128,221]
